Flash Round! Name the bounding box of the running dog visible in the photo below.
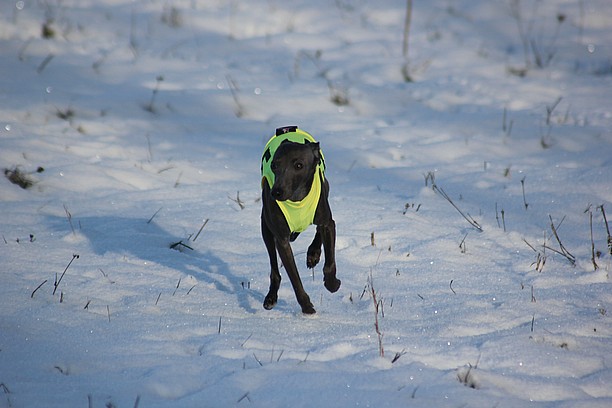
[260,126,341,314]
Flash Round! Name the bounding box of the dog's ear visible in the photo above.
[310,142,321,163]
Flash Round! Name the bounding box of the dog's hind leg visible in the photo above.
[306,228,322,269]
[275,237,316,314]
[321,220,341,293]
[262,218,281,310]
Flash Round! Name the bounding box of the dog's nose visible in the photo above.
[271,187,284,200]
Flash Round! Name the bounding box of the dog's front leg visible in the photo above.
[306,228,322,269]
[275,237,316,314]
[262,218,281,310]
[321,220,341,293]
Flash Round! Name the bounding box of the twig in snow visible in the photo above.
[459,234,468,254]
[457,355,481,389]
[53,254,79,295]
[31,280,48,298]
[147,207,162,224]
[172,277,181,296]
[218,316,222,334]
[450,279,457,295]
[598,204,611,255]
[37,53,54,74]
[63,204,75,235]
[173,171,183,188]
[535,250,547,273]
[99,268,115,284]
[237,392,251,404]
[192,218,209,242]
[524,237,547,273]
[229,191,245,210]
[520,177,529,209]
[432,184,483,232]
[375,248,384,267]
[509,1,565,70]
[540,120,554,149]
[423,171,435,187]
[368,271,384,357]
[495,202,507,231]
[540,97,563,148]
[588,209,599,270]
[169,240,193,251]
[298,351,310,364]
[392,349,407,363]
[157,165,175,174]
[401,0,414,82]
[253,353,262,366]
[547,215,576,265]
[107,305,111,322]
[502,107,514,137]
[546,97,563,126]
[327,79,350,106]
[359,283,368,300]
[241,332,253,348]
[495,203,501,228]
[226,74,245,117]
[129,8,139,57]
[145,134,153,162]
[4,166,41,189]
[143,75,164,114]
[509,0,531,68]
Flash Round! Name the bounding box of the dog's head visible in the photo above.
[269,139,321,202]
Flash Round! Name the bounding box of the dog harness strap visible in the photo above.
[261,127,325,233]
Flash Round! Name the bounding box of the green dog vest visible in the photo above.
[261,127,326,233]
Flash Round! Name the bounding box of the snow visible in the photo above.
[1,0,611,406]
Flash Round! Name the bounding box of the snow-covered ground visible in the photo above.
[1,0,611,406]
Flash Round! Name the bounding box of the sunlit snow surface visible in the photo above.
[1,1,611,407]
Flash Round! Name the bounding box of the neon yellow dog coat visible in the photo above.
[261,127,326,233]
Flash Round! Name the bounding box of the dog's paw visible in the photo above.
[324,277,341,293]
[306,250,321,269]
[263,294,277,310]
[301,303,316,314]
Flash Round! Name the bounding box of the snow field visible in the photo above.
[1,0,611,407]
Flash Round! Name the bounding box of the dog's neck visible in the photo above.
[276,169,322,233]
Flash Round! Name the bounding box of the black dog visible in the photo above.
[260,126,341,314]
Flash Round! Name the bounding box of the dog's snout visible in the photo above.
[271,187,284,200]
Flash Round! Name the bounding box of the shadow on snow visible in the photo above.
[47,215,260,314]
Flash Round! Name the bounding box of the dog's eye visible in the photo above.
[294,162,304,170]
[270,162,278,171]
